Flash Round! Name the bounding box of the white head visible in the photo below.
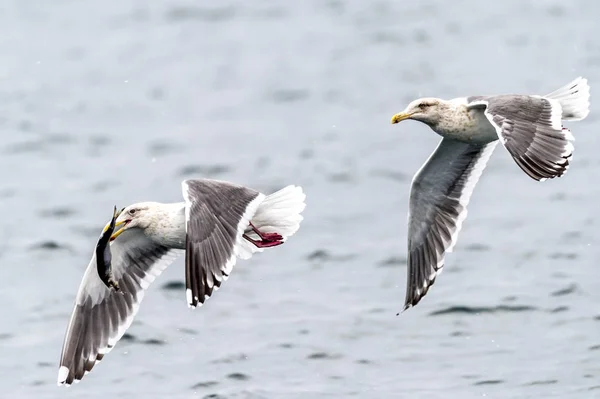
[109,202,159,241]
[390,97,445,127]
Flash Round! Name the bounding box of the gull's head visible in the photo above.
[391,97,443,126]
[108,202,155,241]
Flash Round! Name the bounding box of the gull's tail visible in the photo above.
[544,77,590,121]
[237,185,306,258]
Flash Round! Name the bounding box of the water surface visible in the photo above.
[1,1,599,398]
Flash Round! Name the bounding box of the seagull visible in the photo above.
[57,178,306,385]
[390,77,590,311]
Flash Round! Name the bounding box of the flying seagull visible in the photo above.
[390,77,590,311]
[57,178,306,385]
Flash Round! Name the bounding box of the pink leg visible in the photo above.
[243,233,284,248]
[249,222,283,241]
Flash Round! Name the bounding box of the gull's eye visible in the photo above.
[128,209,136,216]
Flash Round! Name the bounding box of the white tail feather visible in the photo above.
[544,76,590,121]
[236,185,306,259]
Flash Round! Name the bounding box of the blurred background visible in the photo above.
[1,0,599,398]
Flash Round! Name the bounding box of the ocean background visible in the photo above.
[1,0,599,398]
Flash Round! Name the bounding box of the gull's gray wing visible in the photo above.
[181,179,265,308]
[58,229,182,386]
[404,138,497,310]
[467,94,573,181]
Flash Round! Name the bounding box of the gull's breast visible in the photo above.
[438,107,498,144]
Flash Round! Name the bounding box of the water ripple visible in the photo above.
[430,305,537,316]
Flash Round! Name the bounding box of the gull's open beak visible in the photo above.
[390,112,413,124]
[109,220,128,241]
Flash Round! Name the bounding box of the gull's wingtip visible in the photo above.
[397,303,412,316]
[185,288,194,308]
[57,366,70,386]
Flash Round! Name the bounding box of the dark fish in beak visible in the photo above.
[95,206,121,291]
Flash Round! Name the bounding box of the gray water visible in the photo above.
[1,0,600,398]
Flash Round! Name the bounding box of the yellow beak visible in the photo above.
[390,112,413,124]
[109,220,128,241]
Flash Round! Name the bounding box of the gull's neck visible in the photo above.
[431,98,495,143]
[431,98,472,137]
[144,202,186,249]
